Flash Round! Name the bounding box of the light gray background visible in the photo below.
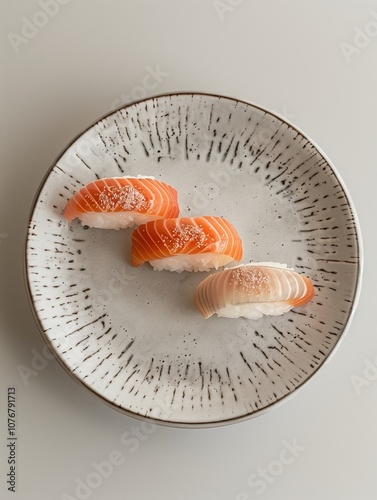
[1,1,377,499]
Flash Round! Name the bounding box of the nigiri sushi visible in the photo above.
[194,262,314,319]
[63,176,179,229]
[131,216,243,272]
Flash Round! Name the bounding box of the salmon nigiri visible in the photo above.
[194,263,315,319]
[63,176,179,229]
[131,216,243,272]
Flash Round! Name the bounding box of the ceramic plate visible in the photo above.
[25,92,362,427]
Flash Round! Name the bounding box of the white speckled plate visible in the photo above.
[25,92,362,427]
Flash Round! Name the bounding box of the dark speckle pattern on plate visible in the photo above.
[25,92,362,427]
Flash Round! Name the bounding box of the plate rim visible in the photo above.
[23,91,364,428]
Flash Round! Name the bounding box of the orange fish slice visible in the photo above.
[63,176,179,229]
[131,216,243,272]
